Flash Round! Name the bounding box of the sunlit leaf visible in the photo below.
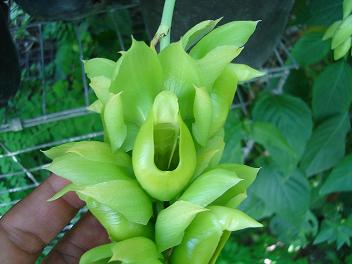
[323,21,342,40]
[227,63,265,82]
[80,180,153,225]
[83,58,116,80]
[332,15,352,48]
[155,201,207,252]
[197,45,243,90]
[192,87,212,146]
[181,18,222,50]
[110,237,162,263]
[80,243,115,264]
[47,153,130,185]
[334,37,351,60]
[104,93,127,152]
[171,211,223,264]
[179,168,241,207]
[190,21,258,59]
[344,0,352,19]
[89,76,111,104]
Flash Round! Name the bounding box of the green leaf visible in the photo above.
[320,154,352,195]
[306,0,343,26]
[209,67,238,137]
[344,0,352,18]
[83,58,116,80]
[110,237,162,262]
[192,87,212,146]
[158,42,200,121]
[253,94,313,158]
[155,201,207,252]
[80,243,114,264]
[181,18,222,50]
[227,63,265,83]
[81,180,152,225]
[252,166,310,219]
[197,46,243,90]
[48,183,80,202]
[334,37,352,60]
[291,31,330,66]
[323,21,343,40]
[313,61,352,119]
[300,113,350,176]
[332,15,352,49]
[170,211,223,264]
[64,141,119,165]
[42,142,77,160]
[104,93,127,152]
[110,39,163,125]
[89,76,111,104]
[213,164,259,206]
[245,121,298,171]
[209,206,262,231]
[86,198,153,241]
[194,130,225,176]
[47,153,130,185]
[190,21,258,59]
[179,168,241,207]
[87,100,103,114]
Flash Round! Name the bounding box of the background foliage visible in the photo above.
[1,0,352,263]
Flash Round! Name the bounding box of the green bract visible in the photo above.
[44,15,264,264]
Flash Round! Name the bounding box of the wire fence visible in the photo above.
[0,0,298,257]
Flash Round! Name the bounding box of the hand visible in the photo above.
[0,174,109,264]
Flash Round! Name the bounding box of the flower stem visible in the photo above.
[151,0,176,50]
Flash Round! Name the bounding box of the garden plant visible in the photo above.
[43,0,264,263]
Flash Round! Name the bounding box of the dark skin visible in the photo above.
[0,174,109,263]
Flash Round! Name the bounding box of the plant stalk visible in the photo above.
[151,0,176,50]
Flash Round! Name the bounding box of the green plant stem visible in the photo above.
[151,0,176,50]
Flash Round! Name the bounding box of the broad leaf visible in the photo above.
[323,21,342,40]
[42,142,77,160]
[300,113,350,176]
[251,166,310,220]
[312,61,352,119]
[190,21,258,59]
[320,154,352,195]
[179,168,241,207]
[245,121,298,171]
[253,94,313,158]
[291,31,330,66]
[155,201,207,252]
